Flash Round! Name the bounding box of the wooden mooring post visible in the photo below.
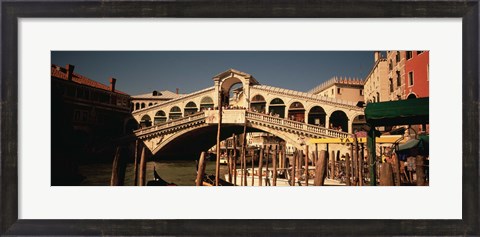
[272,146,277,186]
[354,135,363,186]
[330,150,335,179]
[228,149,232,183]
[233,134,237,186]
[345,153,351,186]
[380,162,394,186]
[258,148,264,186]
[138,146,146,186]
[241,130,247,186]
[110,146,122,186]
[314,150,328,186]
[214,91,223,186]
[265,146,270,186]
[291,149,296,186]
[196,152,207,186]
[133,140,139,186]
[251,149,255,186]
[416,155,426,186]
[305,146,309,186]
[350,144,356,186]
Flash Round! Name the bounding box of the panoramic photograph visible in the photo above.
[51,51,429,187]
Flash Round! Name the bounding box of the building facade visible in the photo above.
[404,51,429,98]
[363,51,389,103]
[387,51,407,101]
[51,64,133,185]
[308,76,365,103]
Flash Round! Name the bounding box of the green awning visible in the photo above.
[397,135,429,153]
[365,98,429,126]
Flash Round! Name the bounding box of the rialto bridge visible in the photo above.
[130,69,365,158]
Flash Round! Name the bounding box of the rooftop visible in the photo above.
[51,64,128,95]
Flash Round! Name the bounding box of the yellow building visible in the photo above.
[364,51,389,103]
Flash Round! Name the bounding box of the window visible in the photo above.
[331,89,334,95]
[389,60,393,71]
[359,89,363,96]
[406,51,413,60]
[408,71,414,86]
[389,78,393,93]
[417,51,424,54]
[397,95,402,100]
[395,51,400,62]
[396,71,401,87]
[337,88,341,94]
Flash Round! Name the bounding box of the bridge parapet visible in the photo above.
[245,111,350,138]
[134,111,206,138]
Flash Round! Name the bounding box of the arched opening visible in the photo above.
[352,115,366,133]
[200,96,214,110]
[135,103,140,110]
[184,101,198,116]
[288,102,305,122]
[154,110,167,125]
[407,93,417,99]
[148,102,153,107]
[169,106,182,120]
[250,94,266,113]
[268,98,285,118]
[140,114,152,128]
[308,106,326,127]
[141,103,145,109]
[329,110,348,132]
[226,83,243,107]
[125,119,138,133]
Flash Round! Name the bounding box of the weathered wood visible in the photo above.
[272,147,277,186]
[350,145,356,186]
[291,149,296,186]
[251,149,255,186]
[133,140,139,186]
[242,129,247,186]
[393,152,401,186]
[416,155,426,186]
[345,153,351,186]
[258,148,263,186]
[360,144,365,185]
[228,149,232,183]
[380,162,394,186]
[331,150,335,179]
[233,134,237,186]
[297,150,303,184]
[314,143,318,167]
[314,150,328,186]
[265,146,270,186]
[138,146,146,186]
[196,152,207,186]
[305,146,309,186]
[110,146,121,186]
[214,91,223,186]
[354,135,363,186]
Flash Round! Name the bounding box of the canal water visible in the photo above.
[78,160,229,186]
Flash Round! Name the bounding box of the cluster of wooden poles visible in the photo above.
[110,140,150,186]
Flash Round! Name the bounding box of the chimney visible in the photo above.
[176,88,179,94]
[109,77,116,92]
[374,51,381,62]
[66,64,75,81]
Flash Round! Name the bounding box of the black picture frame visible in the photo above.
[1,1,479,236]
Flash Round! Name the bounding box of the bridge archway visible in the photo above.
[140,114,152,128]
[308,106,326,127]
[154,110,167,125]
[184,101,198,116]
[269,98,285,118]
[169,106,182,120]
[288,101,305,122]
[141,103,145,109]
[330,110,348,132]
[352,114,366,133]
[200,96,214,110]
[251,94,266,113]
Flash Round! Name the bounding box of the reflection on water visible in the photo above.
[78,160,229,186]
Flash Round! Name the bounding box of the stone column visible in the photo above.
[213,77,220,108]
[325,114,330,129]
[348,118,353,134]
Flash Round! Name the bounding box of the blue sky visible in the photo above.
[51,51,378,95]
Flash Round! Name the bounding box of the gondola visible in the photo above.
[146,166,176,186]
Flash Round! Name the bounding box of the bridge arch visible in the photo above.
[154,110,167,125]
[287,101,305,122]
[169,106,182,120]
[184,101,198,116]
[307,105,326,127]
[140,114,152,128]
[269,98,286,118]
[141,103,146,109]
[200,96,214,110]
[251,94,266,113]
[329,110,348,132]
[351,114,366,133]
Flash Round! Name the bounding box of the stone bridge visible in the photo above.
[131,69,364,158]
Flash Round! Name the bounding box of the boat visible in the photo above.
[199,174,235,186]
[146,166,177,186]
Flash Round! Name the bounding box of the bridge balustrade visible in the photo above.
[134,111,206,136]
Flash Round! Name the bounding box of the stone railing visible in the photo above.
[134,111,206,137]
[245,111,350,138]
